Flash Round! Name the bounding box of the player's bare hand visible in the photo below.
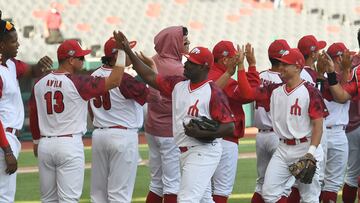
[113,31,131,52]
[33,144,38,157]
[135,51,156,70]
[340,50,351,72]
[5,153,17,175]
[316,53,327,78]
[236,44,245,71]
[223,56,237,76]
[320,51,335,73]
[37,56,53,73]
[245,43,256,67]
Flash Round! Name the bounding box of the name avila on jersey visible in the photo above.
[46,79,62,88]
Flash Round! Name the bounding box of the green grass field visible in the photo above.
[14,138,346,202]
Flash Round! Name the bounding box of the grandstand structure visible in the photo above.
[1,0,359,70]
[1,0,360,140]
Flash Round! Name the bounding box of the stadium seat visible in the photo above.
[23,25,35,38]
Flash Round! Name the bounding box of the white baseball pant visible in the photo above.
[38,133,84,203]
[91,128,138,203]
[262,141,323,203]
[254,131,279,195]
[0,132,21,203]
[345,126,360,187]
[323,126,348,192]
[145,133,180,196]
[178,143,222,203]
[212,139,238,197]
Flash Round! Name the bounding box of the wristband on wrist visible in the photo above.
[307,145,317,155]
[115,50,126,67]
[327,72,338,86]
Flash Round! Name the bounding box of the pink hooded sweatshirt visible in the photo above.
[145,26,185,137]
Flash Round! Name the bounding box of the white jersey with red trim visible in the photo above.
[324,99,350,127]
[33,72,88,136]
[0,59,24,129]
[300,66,317,86]
[173,80,216,146]
[271,81,326,139]
[90,66,144,129]
[254,70,282,130]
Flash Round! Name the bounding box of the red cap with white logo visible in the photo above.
[184,47,214,68]
[268,39,291,59]
[297,35,327,56]
[326,42,356,59]
[275,48,305,68]
[57,40,91,60]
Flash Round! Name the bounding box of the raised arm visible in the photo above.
[113,31,159,89]
[320,52,353,103]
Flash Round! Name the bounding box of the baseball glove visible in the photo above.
[188,116,220,143]
[289,153,317,184]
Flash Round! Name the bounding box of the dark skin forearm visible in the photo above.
[125,50,159,89]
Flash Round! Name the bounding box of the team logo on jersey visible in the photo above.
[290,98,301,116]
[187,99,199,117]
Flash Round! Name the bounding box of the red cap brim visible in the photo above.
[76,49,92,57]
[183,54,202,65]
[317,41,327,50]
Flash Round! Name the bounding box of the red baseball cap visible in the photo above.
[275,48,305,68]
[57,40,91,60]
[104,37,137,57]
[297,35,327,56]
[268,39,291,58]
[212,40,237,60]
[184,47,214,68]
[326,42,356,59]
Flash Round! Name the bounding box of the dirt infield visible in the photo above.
[20,127,258,151]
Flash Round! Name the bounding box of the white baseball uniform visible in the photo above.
[208,64,259,199]
[322,88,350,194]
[253,70,282,196]
[89,66,149,203]
[155,75,234,203]
[238,69,328,203]
[29,71,106,203]
[0,58,27,203]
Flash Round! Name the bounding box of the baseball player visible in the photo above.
[89,37,149,203]
[0,17,52,202]
[238,48,328,203]
[342,29,360,203]
[29,32,126,203]
[145,26,190,203]
[250,39,290,203]
[315,42,355,203]
[342,99,360,203]
[116,31,235,203]
[288,35,328,202]
[208,41,260,203]
[298,35,327,87]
